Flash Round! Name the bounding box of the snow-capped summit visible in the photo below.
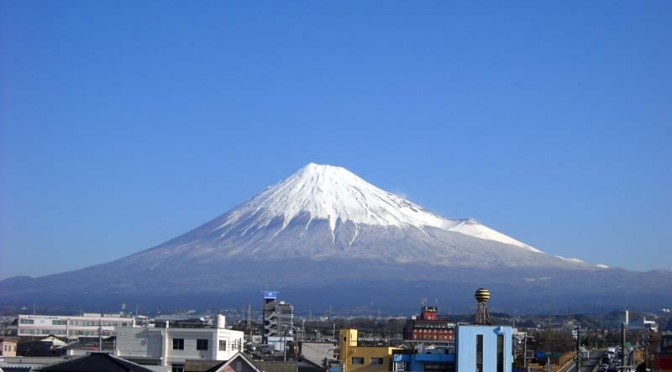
[213,163,540,253]
[218,162,449,233]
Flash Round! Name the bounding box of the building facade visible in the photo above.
[455,325,513,372]
[339,329,399,372]
[654,332,672,371]
[340,325,512,372]
[262,291,294,352]
[0,336,18,357]
[403,306,456,343]
[392,348,455,372]
[115,315,244,372]
[17,314,134,340]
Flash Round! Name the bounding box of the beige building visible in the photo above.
[0,337,19,357]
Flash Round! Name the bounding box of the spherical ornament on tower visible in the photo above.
[475,288,491,304]
[474,287,493,325]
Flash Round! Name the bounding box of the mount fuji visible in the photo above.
[121,163,573,269]
[1,163,670,313]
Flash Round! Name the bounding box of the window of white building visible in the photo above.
[172,338,184,350]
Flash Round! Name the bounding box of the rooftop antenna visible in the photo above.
[474,288,492,325]
[247,304,252,339]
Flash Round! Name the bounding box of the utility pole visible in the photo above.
[98,317,103,352]
[283,326,287,363]
[523,334,528,371]
[621,322,626,369]
[575,327,581,371]
[247,304,252,340]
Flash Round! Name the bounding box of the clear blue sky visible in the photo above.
[1,1,670,279]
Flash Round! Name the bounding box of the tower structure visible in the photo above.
[474,288,492,325]
[262,291,278,344]
[262,291,294,352]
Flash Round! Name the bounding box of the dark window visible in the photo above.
[171,364,184,372]
[219,340,227,351]
[476,334,483,372]
[352,357,364,364]
[371,357,384,365]
[172,338,184,350]
[197,339,208,350]
[497,334,504,372]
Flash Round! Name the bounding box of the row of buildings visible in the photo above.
[0,288,546,372]
[2,315,511,372]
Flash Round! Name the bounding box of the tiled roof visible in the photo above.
[39,352,154,372]
[252,360,297,372]
[184,359,225,372]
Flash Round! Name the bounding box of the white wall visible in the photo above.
[115,325,244,366]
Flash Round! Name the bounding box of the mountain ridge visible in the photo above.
[2,162,670,314]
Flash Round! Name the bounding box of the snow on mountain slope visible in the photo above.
[447,219,542,253]
[213,163,542,253]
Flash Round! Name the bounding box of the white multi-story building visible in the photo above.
[115,315,244,372]
[18,313,135,340]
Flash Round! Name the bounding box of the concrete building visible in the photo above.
[300,341,338,370]
[340,325,513,372]
[455,325,513,372]
[262,291,294,352]
[392,345,455,371]
[339,329,400,372]
[654,332,672,371]
[403,306,456,343]
[17,313,134,340]
[115,315,244,372]
[0,337,18,357]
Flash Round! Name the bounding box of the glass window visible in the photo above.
[172,338,184,350]
[476,334,483,372]
[497,334,504,372]
[171,363,184,372]
[371,357,384,365]
[197,339,208,350]
[219,340,227,351]
[352,357,364,364]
